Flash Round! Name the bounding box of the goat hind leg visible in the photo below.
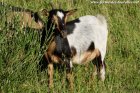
[96,55,106,81]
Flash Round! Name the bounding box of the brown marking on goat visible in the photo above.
[72,48,100,64]
[66,9,77,16]
[46,40,62,63]
[80,42,100,64]
[64,16,68,25]
[53,15,60,30]
[83,49,100,64]
[71,46,77,56]
[64,9,77,28]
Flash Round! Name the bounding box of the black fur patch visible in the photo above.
[87,42,95,51]
[32,12,43,23]
[66,18,80,35]
[54,35,71,58]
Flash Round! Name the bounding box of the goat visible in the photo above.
[41,8,108,90]
[0,2,44,30]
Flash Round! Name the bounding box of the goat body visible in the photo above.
[41,8,108,89]
[48,15,108,66]
[66,15,108,65]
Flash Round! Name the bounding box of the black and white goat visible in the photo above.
[0,2,44,29]
[42,8,108,89]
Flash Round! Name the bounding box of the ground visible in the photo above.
[0,0,140,93]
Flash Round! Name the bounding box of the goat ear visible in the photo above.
[65,9,77,16]
[40,9,49,16]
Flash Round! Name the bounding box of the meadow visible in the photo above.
[0,0,140,93]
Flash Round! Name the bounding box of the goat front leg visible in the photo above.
[66,59,74,91]
[44,52,54,88]
[44,41,56,89]
[48,63,54,88]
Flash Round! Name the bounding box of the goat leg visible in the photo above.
[96,55,106,81]
[44,52,54,88]
[66,59,74,92]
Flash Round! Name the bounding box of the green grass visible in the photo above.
[0,0,140,93]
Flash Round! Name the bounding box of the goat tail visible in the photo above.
[96,14,107,27]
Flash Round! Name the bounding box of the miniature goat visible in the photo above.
[0,2,44,29]
[42,8,108,89]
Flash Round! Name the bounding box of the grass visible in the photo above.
[0,0,140,93]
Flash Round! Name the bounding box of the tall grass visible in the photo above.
[0,0,140,93]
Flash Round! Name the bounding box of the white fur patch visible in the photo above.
[57,11,64,20]
[67,15,108,64]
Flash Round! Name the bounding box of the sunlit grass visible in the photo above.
[0,0,140,93]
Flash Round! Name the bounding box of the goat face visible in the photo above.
[42,9,77,38]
